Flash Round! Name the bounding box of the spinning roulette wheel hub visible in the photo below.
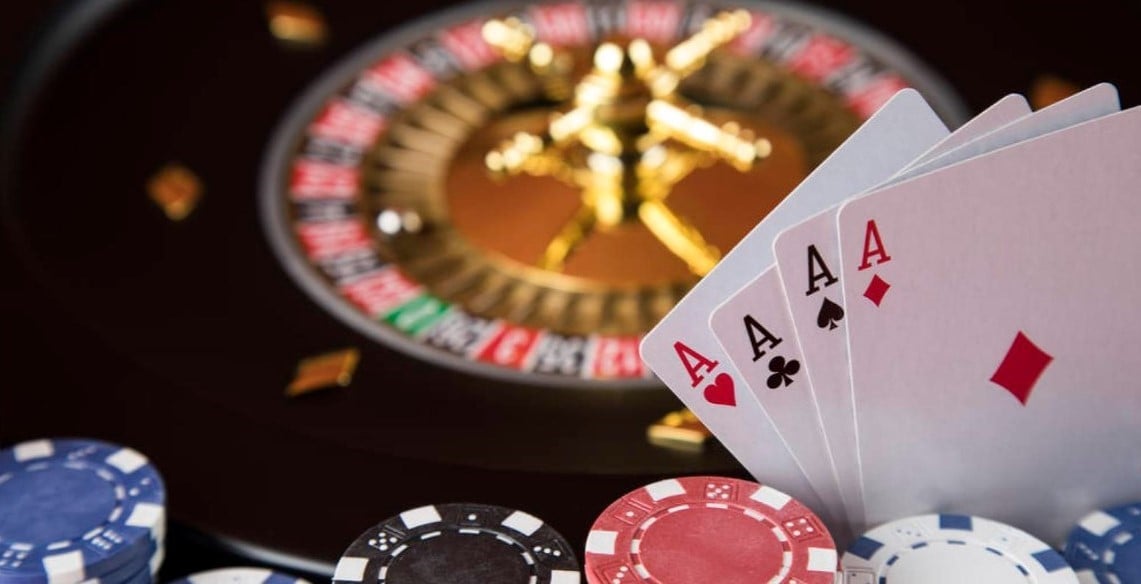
[1,0,964,569]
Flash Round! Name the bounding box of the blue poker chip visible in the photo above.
[1065,503,1141,584]
[119,564,153,584]
[87,557,154,584]
[168,568,310,584]
[74,550,144,584]
[842,513,1078,583]
[76,535,161,584]
[147,542,165,577]
[0,438,166,584]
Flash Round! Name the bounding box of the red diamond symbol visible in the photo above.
[990,331,1053,405]
[863,274,890,306]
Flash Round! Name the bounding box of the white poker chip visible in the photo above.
[169,568,311,584]
[842,514,1078,583]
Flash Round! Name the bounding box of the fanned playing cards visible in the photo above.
[640,84,1141,546]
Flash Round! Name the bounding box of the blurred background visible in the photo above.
[2,0,1139,581]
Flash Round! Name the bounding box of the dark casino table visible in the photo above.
[1,0,1138,579]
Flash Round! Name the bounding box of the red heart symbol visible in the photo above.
[703,373,736,406]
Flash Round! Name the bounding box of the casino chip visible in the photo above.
[0,438,166,584]
[78,539,157,584]
[92,557,154,584]
[842,513,1077,584]
[118,565,151,584]
[332,504,581,584]
[583,476,837,583]
[168,568,311,584]
[1065,502,1141,584]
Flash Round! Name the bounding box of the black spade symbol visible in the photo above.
[816,297,845,330]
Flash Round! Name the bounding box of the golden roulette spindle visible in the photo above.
[263,0,962,387]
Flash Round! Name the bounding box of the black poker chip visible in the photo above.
[331,503,581,584]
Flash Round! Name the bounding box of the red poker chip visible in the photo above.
[584,476,837,583]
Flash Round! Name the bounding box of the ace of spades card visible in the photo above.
[836,104,1141,545]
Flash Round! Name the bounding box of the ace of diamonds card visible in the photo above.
[836,105,1141,545]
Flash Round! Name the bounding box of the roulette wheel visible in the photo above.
[1,0,1136,576]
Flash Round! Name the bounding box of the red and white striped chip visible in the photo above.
[584,476,837,583]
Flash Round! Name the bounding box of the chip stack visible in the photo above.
[332,503,581,583]
[0,438,167,584]
[583,476,838,583]
[1065,503,1141,584]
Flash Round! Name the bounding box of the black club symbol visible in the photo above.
[766,356,800,389]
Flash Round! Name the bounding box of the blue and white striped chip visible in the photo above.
[842,513,1077,583]
[1065,503,1141,584]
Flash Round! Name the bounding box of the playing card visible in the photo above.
[903,94,1032,168]
[639,89,948,524]
[707,264,853,532]
[764,93,1032,530]
[884,83,1119,188]
[837,103,1141,545]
